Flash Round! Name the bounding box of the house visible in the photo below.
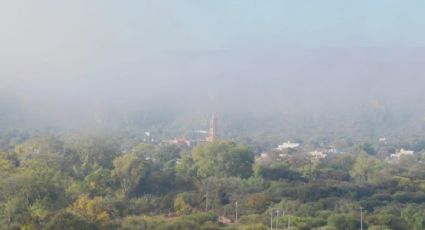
[327,146,338,154]
[309,150,327,159]
[279,153,287,158]
[390,149,414,160]
[260,153,269,158]
[255,153,269,162]
[166,136,191,148]
[379,137,388,144]
[276,141,300,151]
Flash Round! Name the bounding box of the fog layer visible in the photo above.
[1,1,425,133]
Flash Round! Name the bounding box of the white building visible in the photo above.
[327,146,338,154]
[309,150,327,159]
[255,153,270,162]
[276,141,300,151]
[390,148,414,160]
[379,137,387,144]
[260,153,269,158]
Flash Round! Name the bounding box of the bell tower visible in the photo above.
[207,113,216,143]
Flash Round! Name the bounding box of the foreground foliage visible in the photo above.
[1,132,425,229]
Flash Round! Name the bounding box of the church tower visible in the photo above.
[207,113,216,143]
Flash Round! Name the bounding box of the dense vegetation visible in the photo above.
[1,131,425,230]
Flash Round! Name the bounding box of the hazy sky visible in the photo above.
[1,1,425,125]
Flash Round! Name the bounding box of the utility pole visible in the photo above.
[205,194,208,211]
[270,210,273,230]
[276,210,279,229]
[360,207,363,230]
[205,190,208,211]
[288,214,291,230]
[235,201,238,223]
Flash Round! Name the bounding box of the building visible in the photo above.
[207,114,216,143]
[390,148,414,160]
[260,153,269,158]
[309,150,327,159]
[379,137,388,144]
[276,141,300,151]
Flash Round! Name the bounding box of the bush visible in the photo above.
[166,219,201,230]
[45,211,99,230]
[121,216,166,230]
[327,214,359,230]
[256,165,306,182]
[242,192,271,213]
[174,196,191,214]
[239,224,268,230]
[183,212,218,225]
[121,216,148,230]
[393,191,425,203]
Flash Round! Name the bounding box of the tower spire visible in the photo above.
[208,113,216,143]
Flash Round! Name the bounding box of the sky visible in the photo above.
[1,1,425,127]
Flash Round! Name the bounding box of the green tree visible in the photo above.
[174,193,193,215]
[65,133,119,177]
[14,135,64,167]
[176,153,197,177]
[192,141,254,179]
[401,205,425,230]
[67,195,111,223]
[112,153,148,196]
[0,151,15,175]
[359,143,377,156]
[350,152,381,182]
[328,214,359,230]
[156,144,182,163]
[83,167,113,197]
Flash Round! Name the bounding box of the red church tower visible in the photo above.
[208,114,216,143]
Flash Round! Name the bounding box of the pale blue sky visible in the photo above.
[2,1,424,56]
[102,0,425,49]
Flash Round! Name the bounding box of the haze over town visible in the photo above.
[1,1,425,230]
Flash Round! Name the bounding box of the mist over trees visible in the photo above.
[2,1,425,229]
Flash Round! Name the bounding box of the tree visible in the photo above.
[65,133,119,177]
[326,152,356,171]
[0,151,15,175]
[156,144,182,163]
[112,153,148,196]
[83,167,113,197]
[192,141,254,179]
[328,214,359,230]
[366,207,404,230]
[67,195,111,223]
[15,135,64,167]
[174,193,193,215]
[242,192,271,213]
[0,197,28,228]
[401,205,425,230]
[254,163,306,182]
[359,143,377,156]
[350,152,381,183]
[176,154,197,177]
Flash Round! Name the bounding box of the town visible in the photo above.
[1,113,425,230]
